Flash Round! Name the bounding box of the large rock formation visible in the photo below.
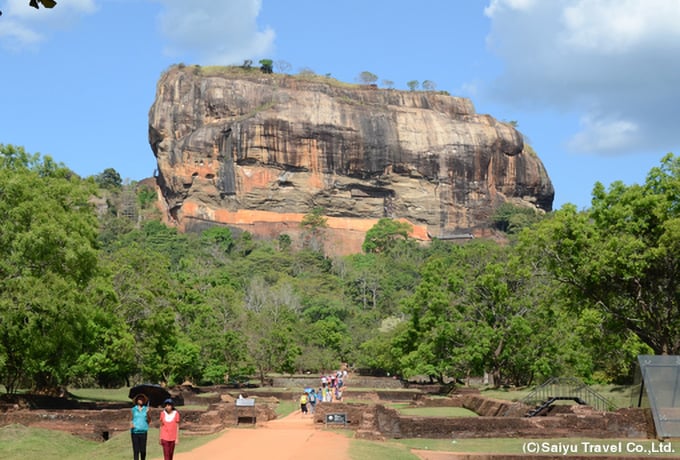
[149,65,553,253]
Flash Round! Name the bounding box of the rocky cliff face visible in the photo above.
[149,65,553,253]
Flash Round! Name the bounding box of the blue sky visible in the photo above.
[1,0,679,209]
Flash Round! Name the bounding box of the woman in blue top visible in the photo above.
[130,393,151,460]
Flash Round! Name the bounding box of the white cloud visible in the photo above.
[0,0,97,50]
[0,18,42,48]
[568,115,639,153]
[484,0,537,17]
[1,0,273,64]
[154,0,275,65]
[561,0,680,54]
[483,0,680,155]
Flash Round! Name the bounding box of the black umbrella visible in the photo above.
[128,384,171,408]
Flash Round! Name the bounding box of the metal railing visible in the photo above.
[508,377,616,416]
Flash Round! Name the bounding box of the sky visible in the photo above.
[2,0,680,210]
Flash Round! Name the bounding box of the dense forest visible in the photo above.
[2,143,679,394]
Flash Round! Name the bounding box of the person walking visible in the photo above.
[299,392,308,415]
[308,388,317,414]
[159,398,180,460]
[130,394,151,460]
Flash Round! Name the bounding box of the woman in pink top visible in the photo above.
[159,398,180,460]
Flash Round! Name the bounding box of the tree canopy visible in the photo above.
[362,218,412,253]
[358,71,378,85]
[0,145,99,392]
[0,143,676,392]
[521,153,680,355]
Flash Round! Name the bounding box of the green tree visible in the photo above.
[94,168,122,190]
[201,226,235,254]
[422,80,437,91]
[0,145,100,393]
[176,251,250,384]
[358,323,404,375]
[395,255,461,383]
[300,207,328,253]
[463,253,556,386]
[381,79,394,89]
[235,231,256,257]
[115,220,189,267]
[259,59,273,74]
[278,234,292,251]
[245,279,302,382]
[72,301,136,387]
[358,71,378,85]
[137,184,157,209]
[392,240,566,386]
[303,316,350,364]
[491,202,543,234]
[165,336,201,384]
[521,154,680,355]
[407,80,419,91]
[344,253,384,310]
[101,243,182,383]
[362,218,412,253]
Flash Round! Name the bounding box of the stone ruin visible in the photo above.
[312,392,655,441]
[0,384,657,443]
[0,386,277,442]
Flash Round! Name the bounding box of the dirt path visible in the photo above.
[163,410,351,460]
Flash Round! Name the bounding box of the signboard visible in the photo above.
[235,398,256,425]
[325,413,347,426]
[235,398,255,407]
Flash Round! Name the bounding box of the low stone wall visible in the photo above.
[233,390,298,402]
[370,404,655,440]
[0,408,146,441]
[0,401,278,441]
[311,397,656,440]
[354,390,422,401]
[199,400,277,429]
[246,388,420,402]
[460,394,518,416]
[271,375,404,389]
[0,389,657,444]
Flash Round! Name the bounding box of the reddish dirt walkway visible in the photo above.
[163,410,351,460]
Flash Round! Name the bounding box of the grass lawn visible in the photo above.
[275,399,299,417]
[0,424,221,460]
[350,438,420,460]
[68,387,209,410]
[62,387,131,403]
[395,406,478,417]
[248,386,297,393]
